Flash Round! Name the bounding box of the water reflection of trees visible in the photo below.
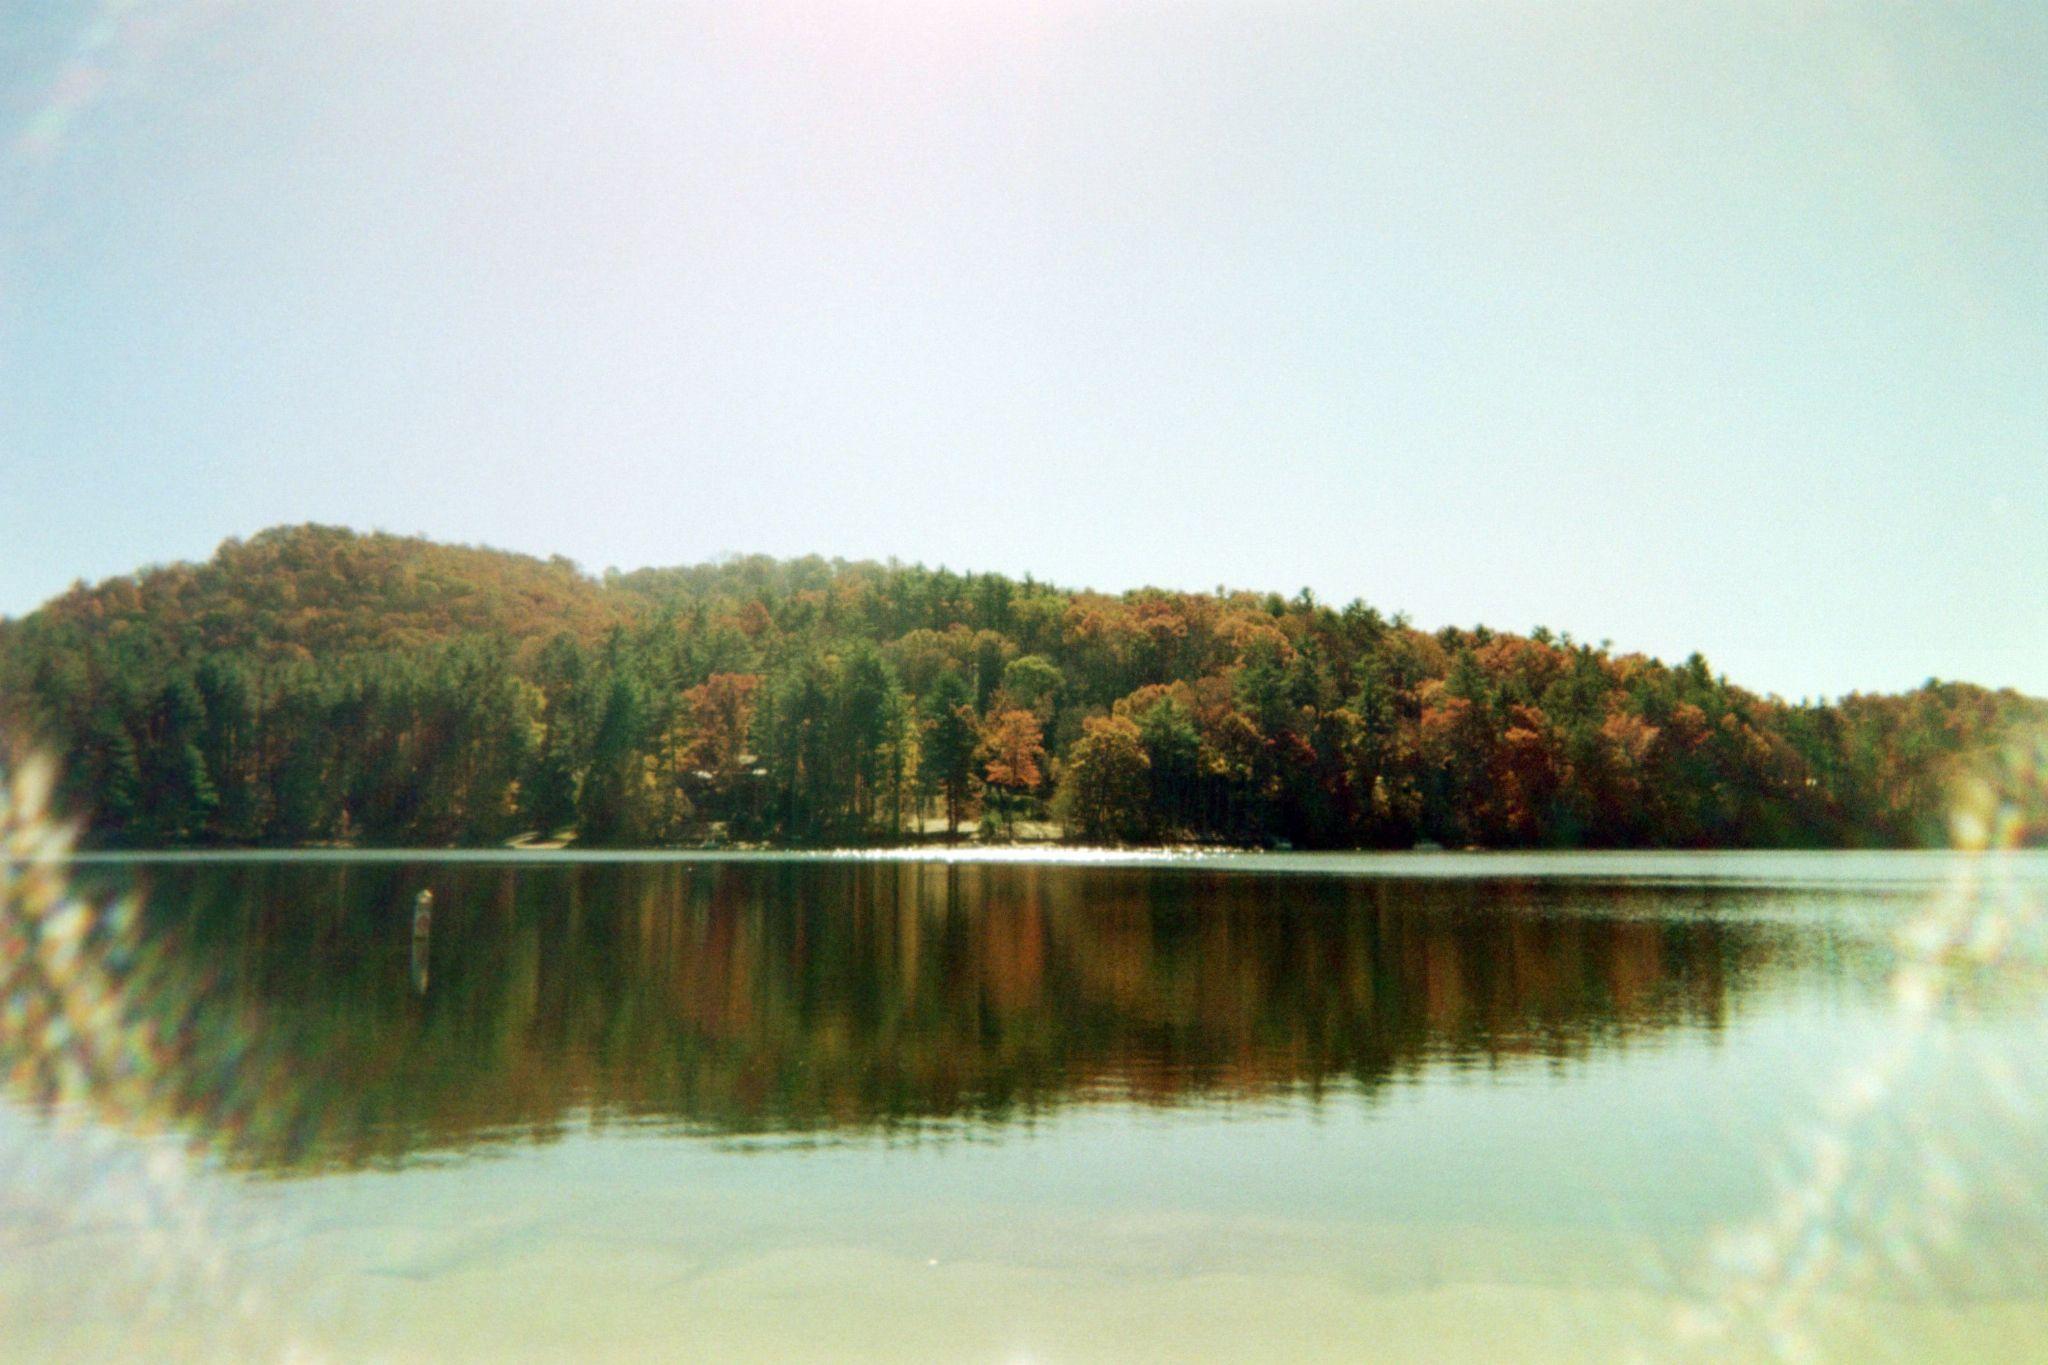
[31,863,1789,1175]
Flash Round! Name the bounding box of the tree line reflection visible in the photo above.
[22,862,1806,1175]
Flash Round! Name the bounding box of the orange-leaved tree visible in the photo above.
[980,708,1046,834]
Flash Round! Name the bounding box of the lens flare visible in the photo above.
[0,756,301,1357]
[1672,730,2048,1360]
[8,0,237,167]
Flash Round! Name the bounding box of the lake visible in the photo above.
[4,851,2046,1361]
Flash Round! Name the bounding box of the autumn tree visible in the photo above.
[980,708,1047,835]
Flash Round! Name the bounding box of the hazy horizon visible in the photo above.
[4,2,2044,701]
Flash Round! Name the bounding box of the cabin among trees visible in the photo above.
[0,524,2042,850]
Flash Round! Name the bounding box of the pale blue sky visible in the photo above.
[2,1,2044,700]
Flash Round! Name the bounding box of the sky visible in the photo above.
[1,0,2044,702]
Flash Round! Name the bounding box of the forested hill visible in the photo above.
[2,525,630,665]
[2,523,2042,850]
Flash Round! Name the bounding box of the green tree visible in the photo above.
[757,653,843,841]
[1001,654,1064,717]
[142,679,218,843]
[577,678,648,845]
[1056,715,1152,843]
[918,670,979,839]
[836,644,904,830]
[1132,696,1202,837]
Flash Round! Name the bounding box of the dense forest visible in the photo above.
[0,524,2041,849]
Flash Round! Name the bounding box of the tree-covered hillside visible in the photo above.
[1,524,2041,849]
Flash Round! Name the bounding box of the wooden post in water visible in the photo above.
[412,889,433,995]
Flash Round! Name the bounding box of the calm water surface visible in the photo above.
[4,851,2046,1361]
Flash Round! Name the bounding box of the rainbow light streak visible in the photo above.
[1672,726,2048,1361]
[0,756,295,1357]
[8,0,236,167]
